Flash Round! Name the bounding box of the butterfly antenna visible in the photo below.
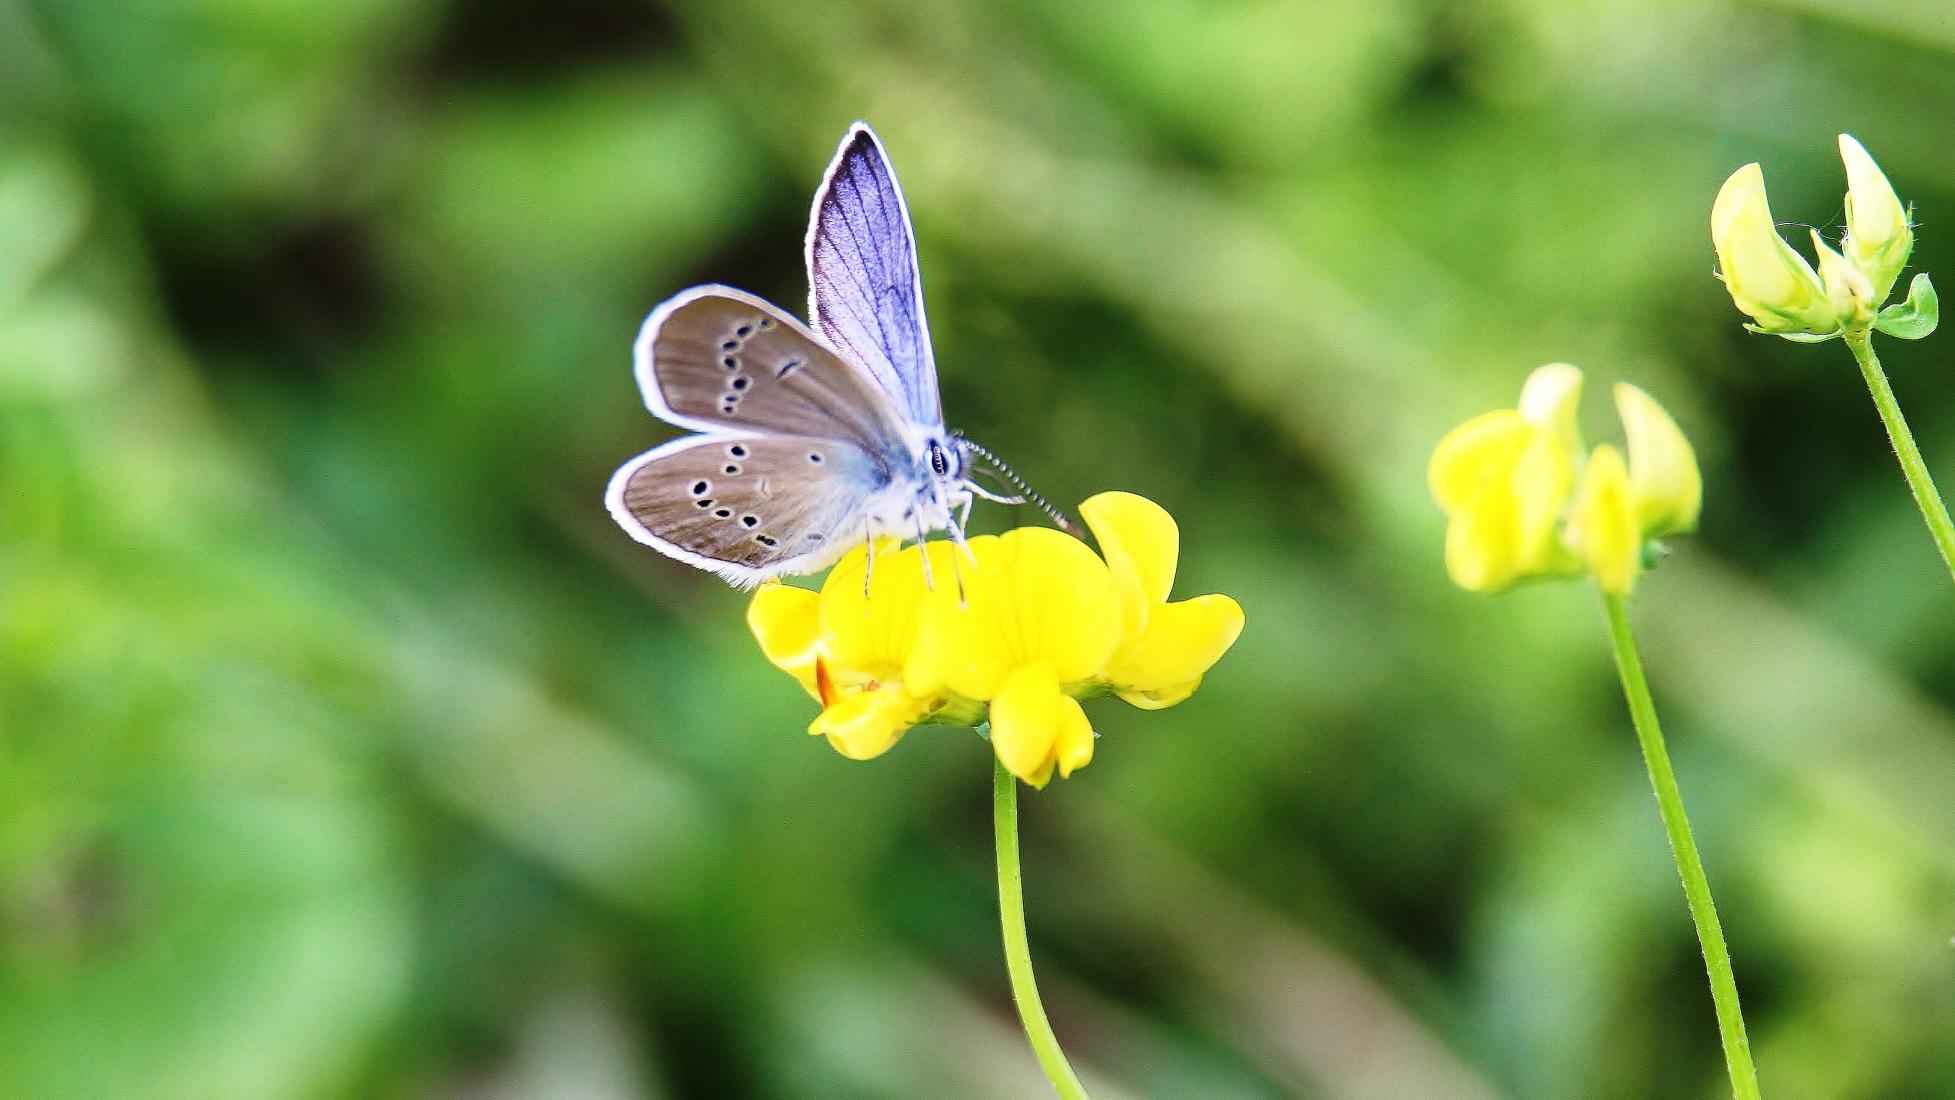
[953,436,1082,537]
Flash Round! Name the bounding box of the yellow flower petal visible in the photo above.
[1102,594,1244,700]
[1567,444,1641,596]
[1711,162,1835,332]
[1080,491,1178,641]
[1614,383,1702,539]
[818,537,937,680]
[1512,431,1574,568]
[809,683,930,761]
[1810,229,1872,318]
[1430,408,1572,593]
[910,529,1122,700]
[1517,362,1584,455]
[747,581,821,699]
[1839,133,1911,303]
[1118,678,1202,711]
[1429,410,1532,513]
[990,661,1094,788]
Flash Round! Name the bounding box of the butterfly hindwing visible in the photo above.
[805,123,941,426]
[605,432,888,586]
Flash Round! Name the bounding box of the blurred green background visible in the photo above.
[4,0,1955,1097]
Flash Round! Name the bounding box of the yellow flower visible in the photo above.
[1080,492,1246,711]
[1711,163,1844,336]
[1427,363,1582,592]
[1431,366,1702,597]
[910,529,1122,787]
[748,494,1243,788]
[1839,134,1911,305]
[748,539,965,761]
[1712,136,1919,338]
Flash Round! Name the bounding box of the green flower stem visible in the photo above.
[994,757,1092,1100]
[1602,594,1761,1100]
[1844,327,1955,582]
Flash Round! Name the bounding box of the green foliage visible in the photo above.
[4,1,1954,1097]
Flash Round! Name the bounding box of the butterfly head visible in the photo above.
[902,429,972,530]
[927,434,967,487]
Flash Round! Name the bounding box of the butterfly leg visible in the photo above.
[948,537,967,607]
[862,524,877,598]
[946,493,978,566]
[966,479,1025,506]
[913,509,936,591]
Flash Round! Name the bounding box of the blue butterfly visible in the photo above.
[606,123,1047,587]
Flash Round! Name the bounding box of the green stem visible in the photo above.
[1602,594,1761,1100]
[1845,328,1955,582]
[994,757,1092,1100]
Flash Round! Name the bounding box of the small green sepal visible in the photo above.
[1745,324,1841,344]
[1874,273,1938,340]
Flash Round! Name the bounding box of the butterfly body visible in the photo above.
[606,124,982,587]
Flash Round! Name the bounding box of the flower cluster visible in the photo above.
[1712,134,1937,342]
[747,492,1244,787]
[1428,364,1701,597]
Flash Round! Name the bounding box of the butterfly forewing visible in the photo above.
[637,286,906,450]
[606,433,888,586]
[805,124,941,426]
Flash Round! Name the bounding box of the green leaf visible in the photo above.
[1875,272,1938,339]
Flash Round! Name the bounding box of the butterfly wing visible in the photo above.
[606,433,891,586]
[804,123,941,426]
[635,285,909,451]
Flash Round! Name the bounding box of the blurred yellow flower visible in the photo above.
[747,493,1243,787]
[1614,382,1702,540]
[1430,367,1701,597]
[1566,444,1639,597]
[1427,363,1582,592]
[1711,135,1918,339]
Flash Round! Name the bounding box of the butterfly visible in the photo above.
[606,122,1050,588]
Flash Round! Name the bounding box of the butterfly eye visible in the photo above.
[929,441,949,477]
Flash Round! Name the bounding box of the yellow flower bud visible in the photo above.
[1566,444,1641,597]
[1711,163,1843,336]
[1614,383,1701,539]
[1839,134,1912,306]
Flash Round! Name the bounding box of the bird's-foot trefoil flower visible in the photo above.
[1711,135,1955,584]
[1431,364,1760,1100]
[1429,365,1699,597]
[1711,134,1935,343]
[747,492,1244,786]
